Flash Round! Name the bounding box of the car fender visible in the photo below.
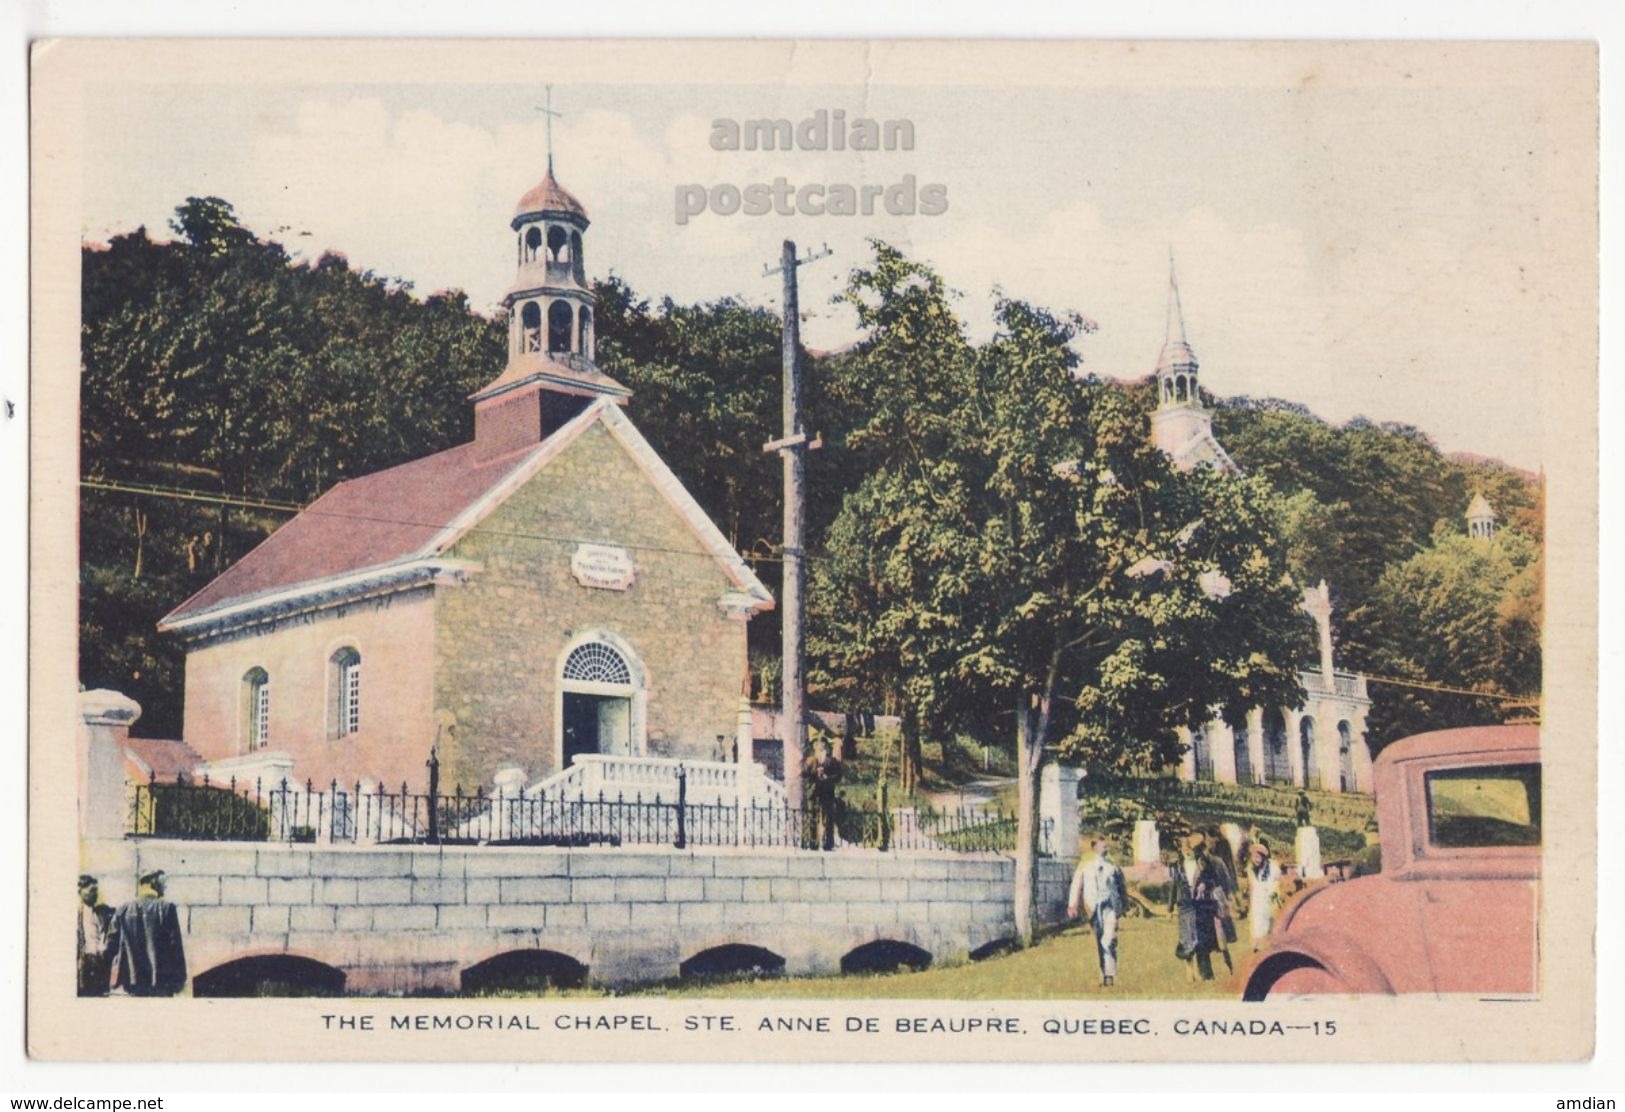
[1242,927,1397,1000]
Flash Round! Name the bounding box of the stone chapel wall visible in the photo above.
[434,420,748,789]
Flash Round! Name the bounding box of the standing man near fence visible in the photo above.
[109,869,188,997]
[1068,835,1128,987]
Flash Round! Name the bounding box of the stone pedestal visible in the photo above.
[1039,763,1082,863]
[1133,819,1161,865]
[79,689,140,841]
[1295,825,1323,880]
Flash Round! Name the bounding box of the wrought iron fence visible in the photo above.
[126,769,1051,855]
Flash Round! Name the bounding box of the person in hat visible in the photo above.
[76,875,113,997]
[108,869,188,996]
[1205,827,1240,974]
[1168,830,1222,981]
[1246,839,1282,951]
[806,736,844,851]
[1067,835,1128,987]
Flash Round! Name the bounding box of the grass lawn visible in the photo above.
[624,913,1248,1001]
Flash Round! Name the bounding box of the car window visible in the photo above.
[1424,763,1541,848]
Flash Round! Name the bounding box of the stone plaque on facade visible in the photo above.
[571,543,635,591]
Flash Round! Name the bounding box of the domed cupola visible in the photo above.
[470,152,630,460]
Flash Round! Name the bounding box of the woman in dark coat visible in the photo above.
[1168,832,1222,981]
[1206,827,1240,973]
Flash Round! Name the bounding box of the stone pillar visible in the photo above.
[1133,819,1160,866]
[1213,720,1238,784]
[1295,825,1323,880]
[736,697,755,769]
[1313,702,1339,794]
[492,766,527,840]
[1303,580,1336,681]
[1039,763,1082,863]
[79,689,139,841]
[1285,709,1305,788]
[1245,708,1265,787]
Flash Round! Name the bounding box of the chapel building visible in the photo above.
[158,166,773,796]
[1151,264,1374,793]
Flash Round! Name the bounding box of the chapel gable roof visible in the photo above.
[159,400,772,634]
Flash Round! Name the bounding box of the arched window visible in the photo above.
[548,300,574,354]
[578,306,593,357]
[330,647,361,738]
[570,230,585,283]
[524,225,543,263]
[521,300,542,353]
[562,641,632,685]
[547,224,568,263]
[242,667,270,752]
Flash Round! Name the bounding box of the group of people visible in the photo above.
[1168,827,1282,982]
[76,869,188,997]
[1066,827,1285,988]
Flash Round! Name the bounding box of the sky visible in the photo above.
[76,48,1594,471]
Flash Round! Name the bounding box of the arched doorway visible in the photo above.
[556,632,646,769]
[1338,721,1356,791]
[1190,727,1213,782]
[1263,708,1290,784]
[1233,722,1253,785]
[1299,716,1319,790]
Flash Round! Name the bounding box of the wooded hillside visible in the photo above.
[80,200,1541,751]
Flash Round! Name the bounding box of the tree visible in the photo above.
[813,244,1309,942]
[1357,525,1542,745]
[80,199,504,733]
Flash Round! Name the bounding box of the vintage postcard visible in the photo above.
[27,38,1598,1062]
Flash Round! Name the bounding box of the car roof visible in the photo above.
[1375,724,1540,767]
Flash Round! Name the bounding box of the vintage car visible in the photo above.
[1243,724,1540,999]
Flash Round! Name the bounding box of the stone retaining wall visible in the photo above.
[83,839,1072,993]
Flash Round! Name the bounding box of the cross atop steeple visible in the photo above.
[537,84,564,173]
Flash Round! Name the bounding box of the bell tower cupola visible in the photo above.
[470,97,630,460]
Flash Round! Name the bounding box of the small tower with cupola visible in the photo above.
[1466,493,1498,540]
[469,154,630,460]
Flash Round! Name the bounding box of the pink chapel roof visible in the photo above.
[159,401,772,632]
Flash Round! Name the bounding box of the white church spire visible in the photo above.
[1148,254,1237,474]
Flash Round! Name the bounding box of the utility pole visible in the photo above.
[763,239,829,809]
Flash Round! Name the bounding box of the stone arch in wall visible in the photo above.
[1338,720,1356,792]
[1299,716,1319,790]
[192,953,347,998]
[679,943,786,981]
[839,939,932,975]
[1263,707,1291,784]
[461,949,589,993]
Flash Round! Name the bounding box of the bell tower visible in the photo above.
[1148,255,1236,473]
[470,103,630,460]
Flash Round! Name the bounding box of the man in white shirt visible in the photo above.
[1068,836,1128,987]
